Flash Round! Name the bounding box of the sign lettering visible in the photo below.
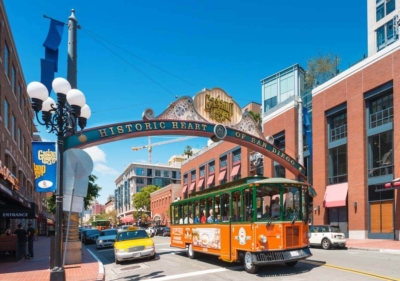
[205,94,234,123]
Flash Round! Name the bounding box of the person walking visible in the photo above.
[27,222,35,259]
[14,224,27,259]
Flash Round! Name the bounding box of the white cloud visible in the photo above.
[83,146,106,163]
[83,146,118,175]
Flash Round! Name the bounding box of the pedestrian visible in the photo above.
[14,224,28,259]
[27,222,35,259]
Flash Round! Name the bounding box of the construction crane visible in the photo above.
[132,136,197,163]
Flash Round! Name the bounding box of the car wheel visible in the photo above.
[285,261,298,267]
[115,256,120,264]
[187,244,196,259]
[149,252,156,260]
[322,238,331,250]
[243,251,259,274]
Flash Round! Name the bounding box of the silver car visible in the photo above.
[96,229,118,249]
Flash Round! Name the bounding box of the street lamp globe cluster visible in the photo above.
[27,77,91,280]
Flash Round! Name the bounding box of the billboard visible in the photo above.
[32,141,57,192]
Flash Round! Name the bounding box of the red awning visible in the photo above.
[198,178,205,189]
[189,182,196,192]
[121,215,133,223]
[218,170,226,181]
[231,165,241,177]
[385,178,400,189]
[182,185,188,193]
[207,174,215,185]
[323,183,348,208]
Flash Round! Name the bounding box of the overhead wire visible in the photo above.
[81,28,178,98]
[81,27,197,88]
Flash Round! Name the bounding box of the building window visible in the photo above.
[220,155,227,168]
[369,93,393,128]
[330,112,347,142]
[376,0,395,22]
[11,114,15,140]
[163,170,169,177]
[11,65,15,92]
[263,79,278,112]
[18,84,21,107]
[184,174,188,183]
[136,178,144,184]
[233,149,241,163]
[154,178,163,186]
[273,134,285,177]
[136,168,144,176]
[328,144,348,184]
[209,161,215,173]
[155,170,161,177]
[4,99,9,129]
[199,166,205,177]
[376,20,396,51]
[191,170,196,180]
[4,44,9,76]
[18,127,21,150]
[368,130,393,177]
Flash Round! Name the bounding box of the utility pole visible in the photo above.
[67,9,78,89]
[298,97,303,166]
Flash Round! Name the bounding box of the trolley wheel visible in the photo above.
[285,261,298,266]
[322,238,331,250]
[187,244,196,259]
[243,251,259,274]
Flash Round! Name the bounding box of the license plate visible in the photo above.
[290,251,299,257]
[133,253,141,257]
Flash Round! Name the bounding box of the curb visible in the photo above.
[347,247,400,254]
[87,248,105,281]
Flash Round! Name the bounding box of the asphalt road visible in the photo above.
[86,236,400,281]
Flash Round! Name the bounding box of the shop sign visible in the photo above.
[0,160,19,190]
[32,142,57,192]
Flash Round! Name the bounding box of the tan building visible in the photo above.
[105,198,115,214]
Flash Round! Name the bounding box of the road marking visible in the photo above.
[301,260,399,281]
[96,248,114,252]
[87,248,105,277]
[144,266,243,281]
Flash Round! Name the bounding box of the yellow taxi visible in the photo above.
[114,226,156,264]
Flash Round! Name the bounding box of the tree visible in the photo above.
[247,110,262,128]
[46,174,102,214]
[132,185,161,212]
[183,145,193,158]
[305,52,340,91]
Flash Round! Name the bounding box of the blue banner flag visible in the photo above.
[40,59,55,94]
[32,142,57,193]
[43,19,65,51]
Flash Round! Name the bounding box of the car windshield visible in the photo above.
[330,225,341,232]
[100,229,117,236]
[117,230,149,241]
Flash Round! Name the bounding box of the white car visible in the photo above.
[308,225,346,250]
[96,229,118,249]
[145,227,155,237]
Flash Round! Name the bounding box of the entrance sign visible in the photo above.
[32,141,57,192]
[63,88,307,179]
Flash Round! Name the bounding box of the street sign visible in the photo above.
[63,148,93,197]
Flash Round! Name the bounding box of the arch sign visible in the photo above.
[64,88,306,179]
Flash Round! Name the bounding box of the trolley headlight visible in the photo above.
[258,235,267,243]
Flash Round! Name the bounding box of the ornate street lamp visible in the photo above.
[27,77,91,281]
[138,207,145,226]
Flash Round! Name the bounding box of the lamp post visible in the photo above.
[27,77,91,281]
[138,207,145,227]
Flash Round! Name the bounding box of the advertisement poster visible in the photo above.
[192,228,221,249]
[32,141,57,192]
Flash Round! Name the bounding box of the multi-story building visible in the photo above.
[367,0,400,56]
[0,0,45,235]
[104,195,115,214]
[92,201,105,215]
[114,162,181,222]
[150,184,181,226]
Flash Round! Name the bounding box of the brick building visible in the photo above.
[150,184,181,226]
[0,1,45,235]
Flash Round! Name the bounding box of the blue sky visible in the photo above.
[5,0,367,204]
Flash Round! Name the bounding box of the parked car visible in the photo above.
[162,227,170,237]
[308,225,346,249]
[155,226,166,236]
[96,229,118,249]
[114,228,156,264]
[81,229,100,245]
[118,225,133,232]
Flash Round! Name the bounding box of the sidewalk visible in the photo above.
[346,238,400,253]
[0,236,104,281]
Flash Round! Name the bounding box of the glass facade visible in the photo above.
[136,168,144,176]
[328,144,348,184]
[368,131,393,177]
